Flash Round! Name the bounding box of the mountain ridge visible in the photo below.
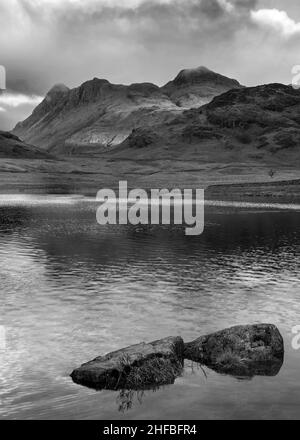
[13,66,242,153]
[114,83,300,167]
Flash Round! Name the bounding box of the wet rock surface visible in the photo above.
[71,336,184,390]
[71,325,284,390]
[184,324,284,377]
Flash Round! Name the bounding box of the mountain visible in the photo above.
[13,80,178,154]
[162,66,241,108]
[114,83,300,166]
[3,82,300,197]
[13,67,241,154]
[0,130,53,159]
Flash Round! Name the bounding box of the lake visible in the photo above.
[0,196,300,420]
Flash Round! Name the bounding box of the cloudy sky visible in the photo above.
[0,0,300,130]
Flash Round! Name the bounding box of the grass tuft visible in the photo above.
[116,354,183,390]
[215,350,242,367]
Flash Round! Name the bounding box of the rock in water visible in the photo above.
[184,324,284,377]
[71,336,184,390]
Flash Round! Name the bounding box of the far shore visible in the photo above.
[0,152,299,204]
[0,177,300,206]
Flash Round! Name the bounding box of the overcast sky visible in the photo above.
[1,0,300,130]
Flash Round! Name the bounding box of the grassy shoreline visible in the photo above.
[206,179,300,204]
[0,175,300,205]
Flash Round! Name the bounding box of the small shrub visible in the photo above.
[269,169,275,179]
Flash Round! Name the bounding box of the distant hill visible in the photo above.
[13,67,241,154]
[0,131,53,159]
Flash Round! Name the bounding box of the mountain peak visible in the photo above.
[82,78,110,87]
[161,66,241,108]
[50,83,69,91]
[177,66,212,77]
[172,66,239,86]
[46,83,70,97]
[45,83,70,105]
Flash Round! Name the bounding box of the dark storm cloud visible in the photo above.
[1,0,300,130]
[0,1,236,94]
[1,0,262,97]
[200,0,231,19]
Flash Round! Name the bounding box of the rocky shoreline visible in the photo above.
[71,324,284,391]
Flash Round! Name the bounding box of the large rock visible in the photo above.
[71,336,184,390]
[184,324,284,377]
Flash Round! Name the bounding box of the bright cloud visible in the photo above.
[0,92,43,108]
[251,8,300,38]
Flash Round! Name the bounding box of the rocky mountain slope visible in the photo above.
[162,66,241,108]
[3,78,300,196]
[13,67,241,154]
[0,131,52,159]
[114,83,300,168]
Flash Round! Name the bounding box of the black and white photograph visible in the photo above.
[0,0,300,426]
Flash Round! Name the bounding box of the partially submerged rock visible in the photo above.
[71,336,184,390]
[71,324,284,390]
[184,324,284,377]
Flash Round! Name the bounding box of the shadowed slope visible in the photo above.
[0,131,53,159]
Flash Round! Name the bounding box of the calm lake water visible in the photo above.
[0,196,300,420]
